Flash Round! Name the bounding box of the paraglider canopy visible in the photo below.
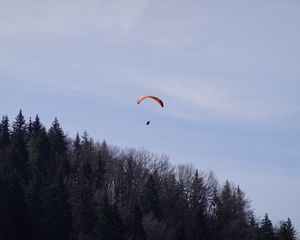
[137,96,164,108]
[137,95,163,125]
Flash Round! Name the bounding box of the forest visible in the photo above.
[0,110,297,240]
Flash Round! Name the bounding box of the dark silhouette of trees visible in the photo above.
[278,218,297,240]
[141,173,162,219]
[0,111,298,240]
[0,116,13,239]
[127,203,147,240]
[257,213,276,240]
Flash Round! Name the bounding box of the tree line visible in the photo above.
[0,111,297,240]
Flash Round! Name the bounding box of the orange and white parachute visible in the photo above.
[137,96,164,108]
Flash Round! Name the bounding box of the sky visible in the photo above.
[1,0,300,230]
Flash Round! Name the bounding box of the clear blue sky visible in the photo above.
[1,0,300,230]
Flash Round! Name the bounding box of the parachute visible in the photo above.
[137,96,163,126]
[137,96,164,108]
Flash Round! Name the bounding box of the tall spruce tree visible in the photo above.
[70,132,81,181]
[70,132,98,239]
[6,111,30,239]
[48,117,69,179]
[28,115,50,181]
[0,115,10,150]
[95,141,108,190]
[26,115,52,240]
[258,213,275,240]
[187,170,208,240]
[95,193,124,240]
[212,180,251,240]
[42,171,72,240]
[10,110,29,182]
[128,203,147,240]
[40,118,72,240]
[141,173,162,219]
[0,116,13,239]
[278,218,297,240]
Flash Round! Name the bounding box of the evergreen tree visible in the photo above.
[95,141,108,190]
[28,115,50,181]
[71,148,97,240]
[0,116,13,239]
[42,172,72,240]
[95,193,124,240]
[6,166,29,239]
[10,110,29,182]
[128,203,147,240]
[258,213,275,240]
[141,174,162,219]
[214,180,234,239]
[248,213,259,240]
[28,117,33,136]
[5,111,30,239]
[26,115,52,240]
[0,115,10,150]
[111,203,124,240]
[73,132,81,170]
[70,132,81,188]
[187,170,208,240]
[39,118,72,239]
[278,218,297,240]
[212,180,251,240]
[48,117,67,154]
[48,117,69,179]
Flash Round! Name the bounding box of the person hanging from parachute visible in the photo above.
[137,95,164,125]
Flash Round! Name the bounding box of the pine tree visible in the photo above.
[258,213,275,240]
[95,193,124,240]
[278,218,297,240]
[48,117,70,180]
[0,115,10,150]
[28,115,50,181]
[71,158,97,239]
[141,174,162,219]
[111,203,124,240]
[214,180,234,239]
[10,110,29,182]
[70,132,81,185]
[128,203,147,240]
[95,141,108,190]
[248,213,259,240]
[187,170,208,240]
[26,115,51,240]
[42,172,72,240]
[39,117,72,239]
[73,132,81,159]
[0,116,13,239]
[212,180,251,240]
[5,111,30,239]
[70,132,97,240]
[48,117,67,154]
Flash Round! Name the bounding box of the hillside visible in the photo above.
[0,111,297,240]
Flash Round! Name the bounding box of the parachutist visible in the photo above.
[137,96,163,126]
